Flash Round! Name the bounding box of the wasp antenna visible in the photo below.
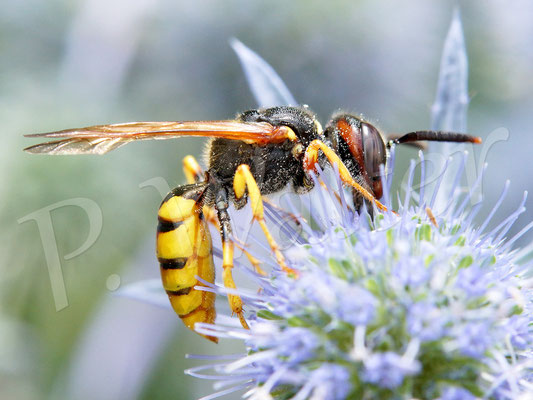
[387,131,482,149]
[386,134,427,151]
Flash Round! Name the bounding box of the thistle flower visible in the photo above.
[187,158,533,399]
[122,13,533,400]
[188,15,532,400]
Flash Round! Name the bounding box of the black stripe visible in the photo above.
[166,287,192,296]
[161,182,208,206]
[158,257,188,269]
[157,218,183,233]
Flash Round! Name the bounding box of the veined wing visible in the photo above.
[24,120,296,155]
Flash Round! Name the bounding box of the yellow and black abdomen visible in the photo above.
[156,184,217,342]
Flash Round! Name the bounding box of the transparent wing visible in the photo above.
[24,120,294,155]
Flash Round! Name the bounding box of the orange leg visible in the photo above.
[425,206,439,228]
[233,240,266,276]
[303,139,389,213]
[317,179,345,208]
[264,197,306,226]
[234,165,299,278]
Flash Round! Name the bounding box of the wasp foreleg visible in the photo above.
[303,139,389,212]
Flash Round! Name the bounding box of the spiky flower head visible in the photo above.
[189,13,532,399]
[123,12,533,400]
[188,155,533,399]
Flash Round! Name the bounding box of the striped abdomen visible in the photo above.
[156,184,217,342]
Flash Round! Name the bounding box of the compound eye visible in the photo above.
[361,122,386,182]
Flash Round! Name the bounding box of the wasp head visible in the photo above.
[324,114,387,208]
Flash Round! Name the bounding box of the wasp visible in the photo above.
[24,105,481,342]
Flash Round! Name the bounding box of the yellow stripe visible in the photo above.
[197,223,212,257]
[168,288,203,315]
[160,256,208,291]
[158,196,197,222]
[197,253,215,283]
[156,188,217,341]
[156,216,197,259]
[180,305,217,343]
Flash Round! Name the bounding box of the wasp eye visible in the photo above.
[361,122,386,181]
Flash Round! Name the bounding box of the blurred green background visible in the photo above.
[3,1,533,399]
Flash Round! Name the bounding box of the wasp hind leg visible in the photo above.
[215,187,249,329]
[234,164,299,278]
[183,155,266,276]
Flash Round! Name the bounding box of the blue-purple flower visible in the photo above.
[123,12,533,400]
[184,143,533,399]
[362,351,421,389]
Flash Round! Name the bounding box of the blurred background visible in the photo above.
[3,1,533,399]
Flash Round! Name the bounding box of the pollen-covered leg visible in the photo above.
[233,164,299,278]
[156,184,218,342]
[303,139,389,212]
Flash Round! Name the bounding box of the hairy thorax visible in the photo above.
[203,138,311,210]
